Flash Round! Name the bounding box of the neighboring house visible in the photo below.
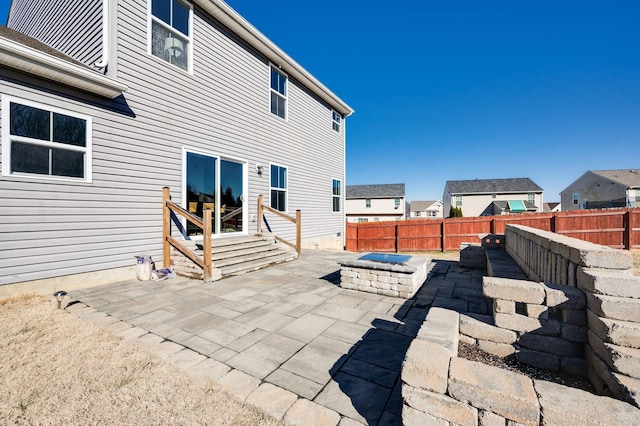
[443,178,544,217]
[409,200,443,219]
[345,183,405,222]
[0,0,353,289]
[543,202,561,213]
[560,169,640,211]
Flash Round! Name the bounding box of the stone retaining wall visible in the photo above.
[402,308,640,425]
[504,224,640,405]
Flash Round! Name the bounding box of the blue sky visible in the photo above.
[2,1,639,203]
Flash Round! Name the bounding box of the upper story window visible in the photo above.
[332,111,341,132]
[270,164,287,212]
[455,195,462,207]
[270,66,287,119]
[2,97,92,182]
[635,189,640,202]
[394,198,401,209]
[573,193,579,205]
[150,0,192,72]
[365,198,371,208]
[528,193,535,204]
[332,179,341,212]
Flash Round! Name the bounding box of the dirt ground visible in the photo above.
[0,295,283,425]
[632,250,640,276]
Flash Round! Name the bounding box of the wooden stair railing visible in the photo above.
[162,187,213,281]
[257,194,302,257]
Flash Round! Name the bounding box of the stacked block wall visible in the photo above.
[504,224,640,405]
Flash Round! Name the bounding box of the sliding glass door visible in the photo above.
[184,150,245,237]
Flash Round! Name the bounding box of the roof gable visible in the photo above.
[346,184,405,199]
[446,177,543,194]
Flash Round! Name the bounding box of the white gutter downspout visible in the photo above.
[94,0,108,69]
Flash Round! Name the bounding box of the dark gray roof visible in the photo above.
[446,178,543,194]
[346,183,405,199]
[592,169,640,188]
[0,25,88,68]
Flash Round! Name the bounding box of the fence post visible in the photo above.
[623,210,631,250]
[162,187,171,268]
[490,218,495,235]
[441,220,446,252]
[550,214,557,234]
[395,223,399,253]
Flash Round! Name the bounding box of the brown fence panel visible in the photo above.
[555,209,626,248]
[398,220,443,251]
[442,217,492,251]
[356,222,397,252]
[492,213,553,234]
[345,208,640,252]
[631,209,640,249]
[345,222,358,252]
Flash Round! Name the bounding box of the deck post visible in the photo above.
[257,195,264,234]
[296,209,302,257]
[162,187,171,267]
[203,209,213,280]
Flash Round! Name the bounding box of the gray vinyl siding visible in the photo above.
[0,0,347,285]
[7,0,103,68]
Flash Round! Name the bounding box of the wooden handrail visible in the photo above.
[257,194,301,257]
[162,187,213,281]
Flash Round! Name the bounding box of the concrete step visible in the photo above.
[212,246,284,268]
[171,234,296,281]
[220,250,296,277]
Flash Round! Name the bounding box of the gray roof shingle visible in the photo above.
[446,178,543,194]
[346,183,405,199]
[592,169,640,188]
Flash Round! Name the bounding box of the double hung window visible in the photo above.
[2,97,91,181]
[332,111,341,132]
[365,199,371,208]
[270,164,287,212]
[150,0,192,72]
[332,179,341,212]
[270,67,287,119]
[455,195,462,207]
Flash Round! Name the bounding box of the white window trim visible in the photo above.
[332,178,341,212]
[269,64,288,120]
[332,110,341,133]
[269,162,288,213]
[1,95,93,183]
[147,0,194,74]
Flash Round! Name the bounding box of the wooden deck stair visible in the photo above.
[169,234,297,281]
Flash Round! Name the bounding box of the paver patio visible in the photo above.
[68,250,489,425]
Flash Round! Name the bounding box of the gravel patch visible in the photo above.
[458,341,594,392]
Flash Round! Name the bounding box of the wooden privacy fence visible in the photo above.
[346,208,640,253]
